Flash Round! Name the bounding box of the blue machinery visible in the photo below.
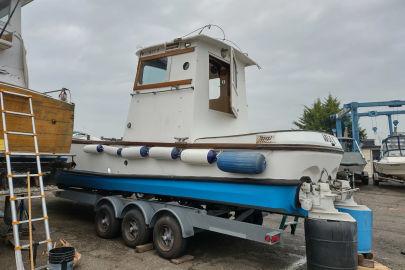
[331,100,405,256]
[334,100,405,145]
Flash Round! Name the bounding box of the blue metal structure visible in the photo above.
[338,206,373,253]
[334,100,405,146]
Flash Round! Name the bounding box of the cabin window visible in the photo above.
[134,47,195,90]
[138,57,169,85]
[209,78,221,99]
[208,56,232,114]
[383,136,405,157]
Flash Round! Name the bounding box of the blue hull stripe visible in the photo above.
[56,171,306,216]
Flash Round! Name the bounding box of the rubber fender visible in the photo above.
[217,151,266,174]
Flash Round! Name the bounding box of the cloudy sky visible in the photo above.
[22,0,405,141]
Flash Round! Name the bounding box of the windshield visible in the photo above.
[382,135,405,157]
[338,138,360,152]
[138,57,169,85]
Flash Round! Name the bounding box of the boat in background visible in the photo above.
[338,137,368,185]
[1,1,75,269]
[374,133,405,183]
[0,0,74,188]
[0,82,74,153]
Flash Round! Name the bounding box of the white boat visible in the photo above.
[55,33,368,223]
[374,133,405,180]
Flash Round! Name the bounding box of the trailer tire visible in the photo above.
[153,214,187,259]
[121,208,151,247]
[361,176,369,185]
[95,204,120,239]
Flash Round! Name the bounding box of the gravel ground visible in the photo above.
[0,181,404,270]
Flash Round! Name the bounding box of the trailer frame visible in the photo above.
[55,189,282,259]
[373,172,405,185]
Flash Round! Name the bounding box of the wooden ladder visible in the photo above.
[0,90,52,270]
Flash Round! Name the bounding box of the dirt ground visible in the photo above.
[0,181,404,270]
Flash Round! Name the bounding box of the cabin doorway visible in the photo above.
[208,56,232,114]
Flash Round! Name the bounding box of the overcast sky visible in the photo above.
[22,0,405,141]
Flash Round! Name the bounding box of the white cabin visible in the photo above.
[0,0,31,87]
[123,35,257,143]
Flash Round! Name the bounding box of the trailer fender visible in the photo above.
[95,197,125,218]
[120,201,155,225]
[120,202,195,238]
[150,208,195,238]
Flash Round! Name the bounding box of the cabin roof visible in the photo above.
[136,34,257,67]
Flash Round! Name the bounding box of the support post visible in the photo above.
[387,115,393,135]
[351,105,360,148]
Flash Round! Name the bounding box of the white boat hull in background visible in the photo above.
[374,157,405,180]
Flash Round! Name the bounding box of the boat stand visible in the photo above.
[279,214,299,235]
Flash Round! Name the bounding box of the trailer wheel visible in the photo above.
[361,176,369,185]
[95,204,120,238]
[121,208,151,247]
[373,173,380,186]
[153,214,187,259]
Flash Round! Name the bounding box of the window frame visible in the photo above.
[137,56,170,86]
[232,56,238,90]
[208,55,232,115]
[133,47,194,91]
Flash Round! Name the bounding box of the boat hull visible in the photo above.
[60,131,342,218]
[56,170,306,216]
[69,137,343,184]
[374,158,405,180]
[338,152,367,175]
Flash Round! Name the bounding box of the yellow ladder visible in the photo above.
[0,90,52,270]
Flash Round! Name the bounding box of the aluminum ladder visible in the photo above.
[0,90,52,270]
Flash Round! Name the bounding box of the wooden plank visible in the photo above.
[4,116,73,134]
[139,47,195,62]
[72,139,343,154]
[358,261,390,270]
[135,243,154,253]
[171,255,194,264]
[134,79,192,91]
[5,134,73,153]
[0,83,74,153]
[1,95,74,120]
